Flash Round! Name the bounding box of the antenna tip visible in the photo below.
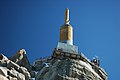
[66,8,69,11]
[65,8,70,24]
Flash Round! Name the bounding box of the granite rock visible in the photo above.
[0,49,107,80]
[0,74,9,80]
[34,49,108,80]
[0,52,31,80]
[35,58,104,80]
[9,49,31,71]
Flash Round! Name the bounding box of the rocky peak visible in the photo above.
[0,49,32,80]
[9,49,31,71]
[0,49,107,80]
[18,49,26,55]
[33,49,108,80]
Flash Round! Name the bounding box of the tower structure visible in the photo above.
[34,8,108,80]
[60,8,73,45]
[57,8,78,53]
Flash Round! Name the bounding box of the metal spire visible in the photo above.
[65,8,70,24]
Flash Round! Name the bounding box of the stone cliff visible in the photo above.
[34,49,107,80]
[0,49,31,80]
[0,49,107,80]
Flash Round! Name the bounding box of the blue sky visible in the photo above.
[0,0,120,80]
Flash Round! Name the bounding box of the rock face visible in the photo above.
[34,49,108,80]
[0,49,31,80]
[9,49,31,71]
[0,49,107,80]
[35,59,107,80]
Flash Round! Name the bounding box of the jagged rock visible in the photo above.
[33,57,51,71]
[9,49,26,63]
[9,49,31,71]
[7,61,20,71]
[0,74,9,80]
[0,54,8,61]
[0,49,107,80]
[0,54,9,67]
[19,66,31,80]
[33,49,107,80]
[30,71,35,78]
[35,57,107,80]
[8,76,17,80]
[0,53,31,80]
[0,67,8,77]
[6,60,30,80]
[8,68,25,80]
